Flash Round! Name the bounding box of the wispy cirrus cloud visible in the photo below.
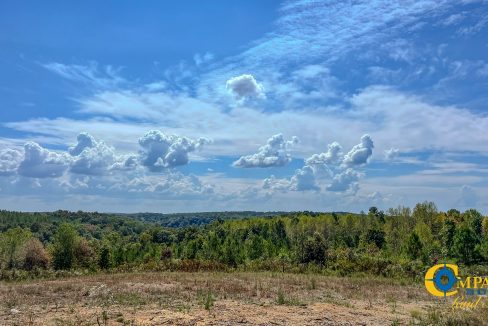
[42,62,127,89]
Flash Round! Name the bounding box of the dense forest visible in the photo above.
[119,211,285,228]
[0,202,487,281]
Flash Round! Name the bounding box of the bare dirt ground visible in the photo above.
[0,272,484,325]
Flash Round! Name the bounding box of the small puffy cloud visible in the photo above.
[342,134,374,167]
[226,74,265,100]
[233,134,299,168]
[384,148,399,160]
[305,141,342,165]
[69,133,118,176]
[18,142,70,178]
[0,149,22,176]
[326,168,360,192]
[139,130,211,171]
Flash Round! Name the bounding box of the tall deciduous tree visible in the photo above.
[52,223,78,270]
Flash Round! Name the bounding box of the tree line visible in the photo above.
[0,203,487,279]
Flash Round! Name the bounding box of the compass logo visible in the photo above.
[424,263,459,297]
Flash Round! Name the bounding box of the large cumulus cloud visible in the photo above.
[1,130,211,180]
[18,142,71,178]
[263,134,374,194]
[69,133,119,175]
[233,134,298,168]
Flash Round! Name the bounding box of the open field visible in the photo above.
[0,272,485,326]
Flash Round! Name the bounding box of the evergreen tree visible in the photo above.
[405,232,422,260]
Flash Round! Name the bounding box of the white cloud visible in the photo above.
[8,86,488,160]
[262,165,320,192]
[226,74,265,100]
[384,148,400,160]
[117,172,214,197]
[0,149,22,176]
[342,134,374,167]
[262,175,291,192]
[42,62,125,89]
[326,168,361,192]
[138,130,211,171]
[233,134,298,168]
[110,155,138,171]
[18,142,71,178]
[305,141,342,166]
[290,165,320,191]
[69,133,119,176]
[443,13,465,26]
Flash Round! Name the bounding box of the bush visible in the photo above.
[23,238,50,270]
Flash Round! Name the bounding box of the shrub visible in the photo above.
[23,238,50,270]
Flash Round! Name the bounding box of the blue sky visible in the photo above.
[0,0,487,213]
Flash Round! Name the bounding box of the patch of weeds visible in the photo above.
[410,309,422,321]
[96,310,109,326]
[175,302,191,313]
[308,278,316,290]
[197,289,215,311]
[276,289,305,306]
[426,309,441,324]
[390,319,401,326]
[410,308,487,326]
[113,292,147,307]
[277,289,286,305]
[390,300,397,313]
[53,318,79,326]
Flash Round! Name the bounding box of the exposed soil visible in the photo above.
[0,272,483,325]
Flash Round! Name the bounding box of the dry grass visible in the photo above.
[0,271,485,325]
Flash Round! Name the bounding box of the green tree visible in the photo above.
[463,209,483,240]
[52,223,78,270]
[452,226,479,264]
[0,227,32,269]
[277,248,290,272]
[365,228,385,249]
[301,232,326,265]
[99,246,111,270]
[405,232,423,260]
[245,233,266,260]
[413,202,439,235]
[441,219,456,257]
